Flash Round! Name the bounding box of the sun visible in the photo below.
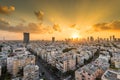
[71,33,80,39]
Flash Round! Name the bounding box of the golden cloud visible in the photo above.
[0,5,15,14]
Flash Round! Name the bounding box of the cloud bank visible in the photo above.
[93,20,120,31]
[0,18,61,34]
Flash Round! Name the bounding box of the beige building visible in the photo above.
[56,52,76,73]
[7,55,35,76]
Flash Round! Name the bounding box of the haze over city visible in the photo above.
[0,0,120,40]
[1,1,120,80]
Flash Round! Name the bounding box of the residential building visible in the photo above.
[7,55,35,76]
[23,64,39,80]
[101,69,120,80]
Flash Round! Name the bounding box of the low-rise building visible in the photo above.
[75,57,110,80]
[75,64,103,80]
[0,54,7,67]
[101,69,120,80]
[23,64,39,80]
[7,55,35,76]
[56,52,76,73]
[111,53,120,68]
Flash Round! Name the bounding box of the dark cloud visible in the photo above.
[53,24,61,32]
[93,20,120,31]
[0,5,15,14]
[34,10,44,21]
[0,23,40,33]
[70,24,76,28]
[0,19,62,34]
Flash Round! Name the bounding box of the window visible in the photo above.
[82,75,85,78]
[88,73,91,76]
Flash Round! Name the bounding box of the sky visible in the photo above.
[0,0,120,40]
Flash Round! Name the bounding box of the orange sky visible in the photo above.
[0,0,120,40]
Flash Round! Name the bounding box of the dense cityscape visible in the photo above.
[0,33,120,80]
[1,0,120,80]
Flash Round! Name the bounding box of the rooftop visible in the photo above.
[102,70,120,80]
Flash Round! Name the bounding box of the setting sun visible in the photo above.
[71,33,80,39]
[0,0,120,40]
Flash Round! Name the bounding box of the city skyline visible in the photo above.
[1,0,120,40]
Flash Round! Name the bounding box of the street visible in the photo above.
[36,57,60,80]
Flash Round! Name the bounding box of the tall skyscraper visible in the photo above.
[90,36,94,41]
[52,37,55,42]
[113,35,115,41]
[110,36,112,41]
[87,37,89,41]
[23,32,30,44]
